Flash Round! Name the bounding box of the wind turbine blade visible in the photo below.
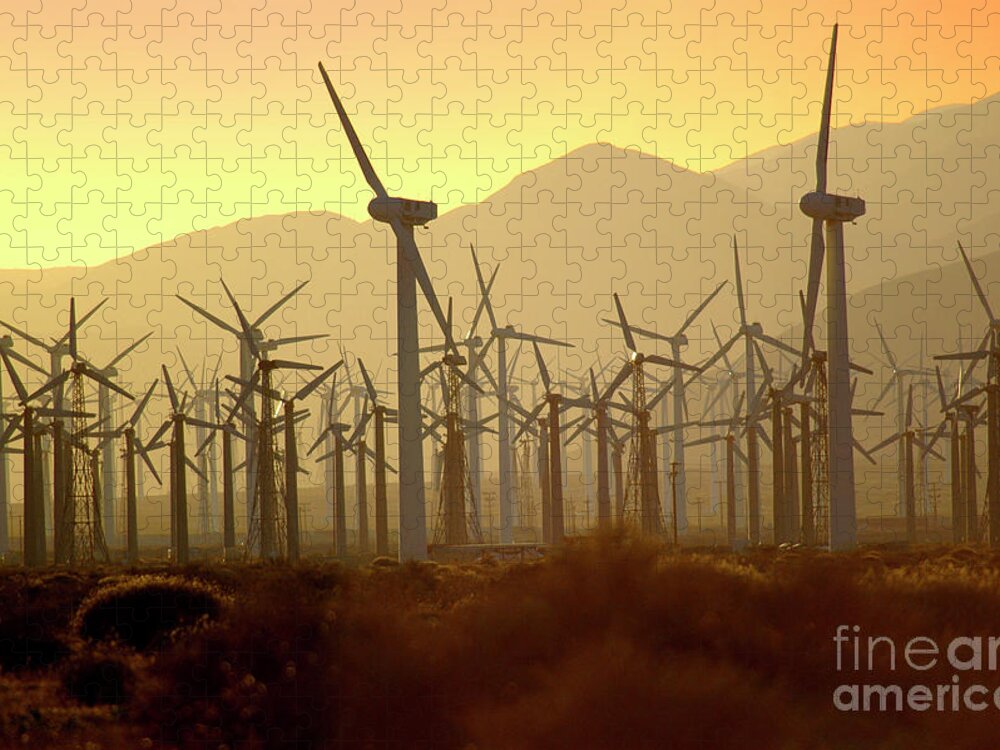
[254,280,309,327]
[957,242,996,323]
[148,419,172,448]
[922,420,948,457]
[796,290,816,359]
[68,298,78,361]
[686,434,725,447]
[869,432,901,455]
[854,438,878,466]
[703,379,730,416]
[870,378,894,411]
[935,366,949,412]
[753,331,802,359]
[905,384,914,428]
[686,332,740,387]
[600,362,632,404]
[533,342,551,393]
[874,321,898,372]
[458,368,485,395]
[82,366,134,401]
[176,347,199,391]
[4,348,47,377]
[294,361,343,402]
[644,354,700,373]
[161,366,181,412]
[358,358,379,403]
[0,416,22,447]
[105,332,153,371]
[802,218,826,363]
[733,236,748,327]
[935,350,990,362]
[1,320,52,352]
[391,217,459,358]
[317,62,388,199]
[563,414,595,445]
[175,295,241,337]
[471,246,499,332]
[194,430,217,458]
[53,298,107,352]
[501,330,573,348]
[612,293,637,353]
[270,359,323,372]
[468,252,500,337]
[185,416,218,431]
[208,352,224,390]
[513,401,546,442]
[445,297,454,342]
[24,370,71,405]
[912,436,945,463]
[711,322,736,375]
[815,23,838,194]
[647,381,674,412]
[135,438,163,484]
[219,279,259,360]
[676,281,727,337]
[267,333,329,348]
[184,456,208,483]
[36,407,95,419]
[589,367,600,403]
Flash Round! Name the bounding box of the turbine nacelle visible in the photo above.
[368,196,438,226]
[799,191,866,223]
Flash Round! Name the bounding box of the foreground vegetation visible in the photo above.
[2,534,1000,748]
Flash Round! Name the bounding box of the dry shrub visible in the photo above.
[60,644,137,706]
[27,534,1000,749]
[73,575,229,652]
[0,570,99,672]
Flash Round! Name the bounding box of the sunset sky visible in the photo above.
[1,0,997,268]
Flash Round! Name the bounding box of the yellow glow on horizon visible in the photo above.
[0,0,997,268]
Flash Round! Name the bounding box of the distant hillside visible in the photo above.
[0,92,998,512]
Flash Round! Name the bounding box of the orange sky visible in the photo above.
[1,0,997,267]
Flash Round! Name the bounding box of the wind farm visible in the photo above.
[1,4,1000,748]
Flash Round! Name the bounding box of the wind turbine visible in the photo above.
[2,299,107,543]
[602,282,726,532]
[318,61,463,561]
[869,321,933,523]
[602,293,699,535]
[84,332,153,551]
[870,385,944,543]
[0,348,93,566]
[224,311,325,560]
[175,350,224,542]
[0,336,47,556]
[176,280,325,553]
[923,365,975,542]
[932,242,1000,546]
[798,24,866,550]
[30,299,135,564]
[356,359,397,556]
[687,392,748,548]
[194,385,248,557]
[465,249,574,544]
[85,379,161,564]
[145,367,209,564]
[512,343,587,544]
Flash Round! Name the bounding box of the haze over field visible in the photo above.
[1,93,998,527]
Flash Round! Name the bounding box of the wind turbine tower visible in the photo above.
[319,62,458,561]
[799,24,866,550]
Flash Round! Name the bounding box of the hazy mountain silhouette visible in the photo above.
[0,93,997,492]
